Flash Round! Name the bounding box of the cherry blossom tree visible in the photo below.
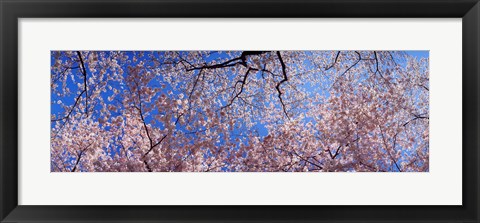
[51,50,429,172]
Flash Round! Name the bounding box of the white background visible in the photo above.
[19,19,462,205]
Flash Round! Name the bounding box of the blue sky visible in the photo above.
[406,50,429,59]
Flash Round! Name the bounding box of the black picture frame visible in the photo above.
[1,0,479,222]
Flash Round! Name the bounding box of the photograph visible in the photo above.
[50,50,429,172]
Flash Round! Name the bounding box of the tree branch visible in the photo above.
[379,125,402,172]
[186,51,269,71]
[275,51,289,118]
[339,51,362,77]
[76,51,88,117]
[71,143,92,172]
[418,84,429,91]
[325,51,340,70]
[221,68,253,110]
[403,114,429,127]
[132,82,169,172]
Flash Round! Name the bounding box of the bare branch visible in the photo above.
[275,51,290,118]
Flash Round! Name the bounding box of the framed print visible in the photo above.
[1,0,479,222]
